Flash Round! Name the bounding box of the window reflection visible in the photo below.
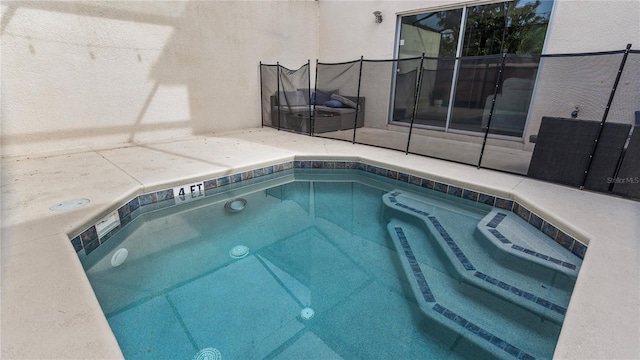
[399,10,462,58]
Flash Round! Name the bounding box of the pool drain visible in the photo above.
[229,245,250,259]
[49,198,90,211]
[301,307,315,320]
[193,347,221,360]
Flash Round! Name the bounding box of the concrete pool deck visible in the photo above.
[1,127,638,359]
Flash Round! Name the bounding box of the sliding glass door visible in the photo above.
[393,0,553,138]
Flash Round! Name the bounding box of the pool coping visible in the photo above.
[1,128,638,359]
[71,160,587,264]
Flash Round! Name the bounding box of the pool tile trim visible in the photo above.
[387,193,568,317]
[392,226,537,359]
[71,160,587,261]
[484,213,579,271]
[394,227,435,303]
[427,216,476,271]
[432,303,536,360]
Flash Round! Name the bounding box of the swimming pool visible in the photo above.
[81,166,583,359]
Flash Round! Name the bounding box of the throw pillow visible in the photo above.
[311,91,333,105]
[324,99,346,108]
[331,94,359,109]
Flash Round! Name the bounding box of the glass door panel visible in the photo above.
[393,9,462,126]
[413,57,456,128]
[449,56,502,133]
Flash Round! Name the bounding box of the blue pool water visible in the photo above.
[83,170,580,359]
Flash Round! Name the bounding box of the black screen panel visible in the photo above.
[583,123,632,192]
[528,117,600,187]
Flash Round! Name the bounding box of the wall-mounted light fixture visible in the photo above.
[373,11,383,23]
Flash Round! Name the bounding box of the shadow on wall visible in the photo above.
[0,1,317,157]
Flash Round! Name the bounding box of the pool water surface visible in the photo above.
[83,170,580,359]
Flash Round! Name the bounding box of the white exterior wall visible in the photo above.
[318,0,639,146]
[526,0,640,148]
[318,0,639,67]
[1,1,319,157]
[544,0,640,53]
[2,0,638,157]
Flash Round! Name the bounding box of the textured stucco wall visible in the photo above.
[1,1,319,157]
[544,0,640,53]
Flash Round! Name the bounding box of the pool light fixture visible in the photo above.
[229,245,250,259]
[111,248,129,267]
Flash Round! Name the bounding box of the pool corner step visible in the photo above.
[382,190,569,325]
[476,209,582,278]
[387,221,542,360]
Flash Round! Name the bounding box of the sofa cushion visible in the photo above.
[276,105,312,113]
[278,90,308,106]
[314,106,356,114]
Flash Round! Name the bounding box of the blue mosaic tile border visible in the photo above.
[72,161,295,257]
[488,228,511,244]
[394,227,435,303]
[487,212,507,228]
[432,304,536,359]
[511,243,577,270]
[71,160,587,262]
[393,226,536,359]
[473,271,567,315]
[485,213,579,271]
[427,216,476,271]
[387,192,568,317]
[511,203,586,259]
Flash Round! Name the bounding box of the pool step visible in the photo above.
[387,220,553,360]
[382,190,572,325]
[476,209,582,279]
